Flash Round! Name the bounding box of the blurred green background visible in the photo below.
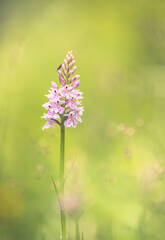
[0,0,165,239]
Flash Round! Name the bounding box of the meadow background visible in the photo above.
[0,0,165,239]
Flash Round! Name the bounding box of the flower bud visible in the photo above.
[61,63,66,74]
[71,75,80,83]
[51,81,58,89]
[66,55,70,62]
[69,66,77,76]
[72,80,80,89]
[61,64,67,75]
[64,59,68,67]
[69,60,75,69]
[58,71,65,86]
[68,51,73,58]
[58,70,63,76]
[59,76,65,86]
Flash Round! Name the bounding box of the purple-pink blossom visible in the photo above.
[42,51,84,130]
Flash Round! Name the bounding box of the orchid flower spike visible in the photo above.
[42,51,84,130]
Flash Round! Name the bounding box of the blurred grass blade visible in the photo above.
[63,159,76,185]
[50,174,59,197]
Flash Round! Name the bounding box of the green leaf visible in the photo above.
[50,174,59,197]
[63,159,76,185]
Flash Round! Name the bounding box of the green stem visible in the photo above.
[59,123,67,240]
[75,219,80,240]
[60,124,65,189]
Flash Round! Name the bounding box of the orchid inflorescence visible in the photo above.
[42,51,84,130]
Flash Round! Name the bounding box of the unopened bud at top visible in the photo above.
[66,51,73,63]
[57,51,80,86]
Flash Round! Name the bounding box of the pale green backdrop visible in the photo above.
[0,0,165,239]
